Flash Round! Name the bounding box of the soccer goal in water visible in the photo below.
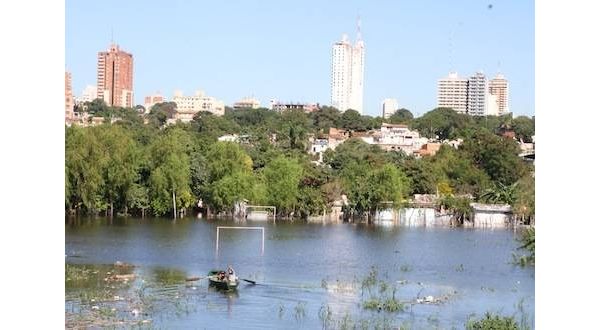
[215,226,265,256]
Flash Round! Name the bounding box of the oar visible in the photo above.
[241,278,256,285]
[185,276,206,282]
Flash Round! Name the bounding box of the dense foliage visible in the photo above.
[66,101,534,219]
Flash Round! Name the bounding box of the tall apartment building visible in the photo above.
[489,73,509,115]
[97,44,134,108]
[381,98,399,119]
[437,72,468,114]
[65,71,74,121]
[467,71,487,116]
[331,21,365,114]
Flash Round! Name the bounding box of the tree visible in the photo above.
[368,164,410,210]
[262,156,304,216]
[95,125,141,216]
[148,129,194,217]
[512,116,535,142]
[324,138,388,171]
[85,98,109,115]
[339,109,365,131]
[459,131,528,186]
[147,102,177,127]
[310,106,341,134]
[430,145,492,196]
[387,108,413,124]
[398,157,438,195]
[65,126,107,214]
[203,142,256,213]
[411,107,474,140]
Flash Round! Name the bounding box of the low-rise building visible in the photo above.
[172,90,225,120]
[327,127,351,150]
[362,123,428,154]
[416,143,441,157]
[233,97,261,109]
[270,101,320,113]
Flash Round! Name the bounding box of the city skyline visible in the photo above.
[66,0,534,117]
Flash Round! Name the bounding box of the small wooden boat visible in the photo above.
[207,270,239,290]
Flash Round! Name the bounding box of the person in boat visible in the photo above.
[226,265,237,282]
[218,270,226,281]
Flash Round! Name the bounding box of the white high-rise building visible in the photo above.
[331,20,365,114]
[489,73,509,115]
[437,72,468,114]
[486,93,499,116]
[467,71,487,116]
[382,98,399,119]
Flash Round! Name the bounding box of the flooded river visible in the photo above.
[65,217,534,329]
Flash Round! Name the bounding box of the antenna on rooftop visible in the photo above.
[356,15,362,41]
[449,27,454,71]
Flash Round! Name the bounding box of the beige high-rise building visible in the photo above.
[437,72,468,114]
[97,44,134,108]
[65,71,74,122]
[331,20,365,114]
[489,73,509,115]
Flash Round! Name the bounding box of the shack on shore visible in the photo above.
[469,203,512,228]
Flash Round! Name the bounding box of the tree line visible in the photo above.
[66,100,534,221]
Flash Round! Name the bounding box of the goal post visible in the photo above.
[215,226,265,256]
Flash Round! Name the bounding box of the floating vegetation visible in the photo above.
[293,301,307,321]
[465,312,519,330]
[65,263,202,329]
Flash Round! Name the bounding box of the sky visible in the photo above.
[65,0,534,117]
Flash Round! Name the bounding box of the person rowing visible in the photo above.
[226,265,237,283]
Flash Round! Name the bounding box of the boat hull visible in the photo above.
[207,270,239,290]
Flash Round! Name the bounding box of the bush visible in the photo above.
[466,312,518,330]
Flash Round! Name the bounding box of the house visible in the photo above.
[362,123,428,154]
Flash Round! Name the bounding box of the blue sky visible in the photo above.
[66,0,534,117]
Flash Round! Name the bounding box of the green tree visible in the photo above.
[147,102,177,127]
[368,163,410,210]
[411,107,474,140]
[512,116,535,142]
[148,129,194,217]
[66,126,107,214]
[262,156,304,216]
[203,142,256,213]
[96,125,141,216]
[387,108,413,125]
[310,106,341,134]
[459,131,528,185]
